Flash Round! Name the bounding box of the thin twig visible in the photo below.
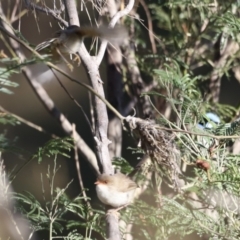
[156,126,240,140]
[138,0,156,54]
[51,70,94,133]
[72,124,93,214]
[88,91,96,133]
[23,0,68,26]
[0,105,57,138]
[10,0,21,23]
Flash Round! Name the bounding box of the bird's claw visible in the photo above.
[73,54,81,66]
[67,63,74,71]
[106,203,130,219]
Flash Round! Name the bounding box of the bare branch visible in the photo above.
[0,106,57,138]
[63,0,79,26]
[106,213,121,240]
[62,1,137,239]
[63,0,113,174]
[63,0,122,239]
[96,0,135,65]
[72,124,93,212]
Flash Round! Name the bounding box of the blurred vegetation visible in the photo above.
[1,0,240,239]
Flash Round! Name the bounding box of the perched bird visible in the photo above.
[196,112,221,152]
[35,25,127,69]
[197,112,220,130]
[95,173,138,209]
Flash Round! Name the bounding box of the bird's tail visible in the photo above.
[76,25,128,44]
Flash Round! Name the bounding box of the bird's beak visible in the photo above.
[94,181,100,185]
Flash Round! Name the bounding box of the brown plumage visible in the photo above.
[96,173,137,192]
[35,24,127,70]
[35,25,128,53]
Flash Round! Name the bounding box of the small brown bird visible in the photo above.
[35,25,127,68]
[95,173,138,209]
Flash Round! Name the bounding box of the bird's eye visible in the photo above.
[104,181,108,184]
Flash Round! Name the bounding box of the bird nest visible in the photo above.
[125,116,182,190]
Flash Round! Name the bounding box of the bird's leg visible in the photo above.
[56,47,73,71]
[72,53,81,66]
[106,203,130,217]
[115,203,130,211]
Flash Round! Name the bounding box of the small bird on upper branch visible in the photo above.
[35,25,127,70]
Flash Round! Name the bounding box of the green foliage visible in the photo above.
[33,137,74,163]
[154,62,203,121]
[0,133,22,153]
[112,157,134,174]
[122,196,216,240]
[213,118,240,136]
[209,104,236,123]
[14,152,105,239]
[0,66,19,94]
[0,55,50,95]
[0,113,20,125]
[133,1,240,238]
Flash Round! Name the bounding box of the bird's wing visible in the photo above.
[117,178,138,192]
[35,38,57,51]
[127,181,138,191]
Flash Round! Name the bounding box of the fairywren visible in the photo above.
[95,173,138,209]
